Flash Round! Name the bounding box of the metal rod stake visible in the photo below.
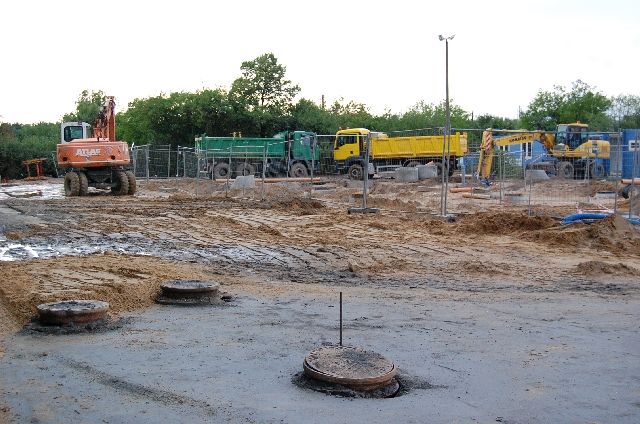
[339,291,343,346]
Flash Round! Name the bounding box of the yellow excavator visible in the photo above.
[477,122,610,180]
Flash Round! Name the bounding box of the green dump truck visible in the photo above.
[195,131,319,178]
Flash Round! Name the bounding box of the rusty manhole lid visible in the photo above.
[161,280,220,295]
[36,300,109,325]
[303,346,397,390]
[157,280,222,305]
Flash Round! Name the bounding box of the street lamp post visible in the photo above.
[439,34,454,217]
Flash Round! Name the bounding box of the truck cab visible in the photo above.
[334,128,383,162]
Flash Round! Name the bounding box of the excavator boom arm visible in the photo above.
[477,130,555,178]
[93,96,116,141]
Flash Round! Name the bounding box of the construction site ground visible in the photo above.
[0,178,639,423]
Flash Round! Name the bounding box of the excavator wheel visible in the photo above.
[78,172,89,196]
[125,171,137,195]
[64,171,80,196]
[589,163,606,179]
[111,170,129,196]
[556,161,574,179]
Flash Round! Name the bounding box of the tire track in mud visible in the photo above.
[5,197,638,296]
[59,357,235,419]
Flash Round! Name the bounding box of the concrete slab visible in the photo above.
[1,288,638,424]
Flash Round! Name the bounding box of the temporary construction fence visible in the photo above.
[129,128,640,218]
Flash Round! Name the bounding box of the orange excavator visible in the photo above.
[56,96,136,196]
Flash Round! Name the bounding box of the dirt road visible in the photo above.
[1,179,639,423]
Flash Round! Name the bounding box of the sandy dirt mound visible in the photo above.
[526,214,640,252]
[588,180,617,196]
[264,198,325,215]
[454,259,514,275]
[367,196,421,212]
[0,253,216,331]
[573,261,640,277]
[457,212,557,235]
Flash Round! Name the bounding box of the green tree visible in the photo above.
[475,114,519,130]
[62,90,106,124]
[117,89,237,147]
[289,98,336,134]
[229,53,300,136]
[521,80,612,131]
[609,94,640,129]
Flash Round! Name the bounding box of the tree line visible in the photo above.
[1,53,639,179]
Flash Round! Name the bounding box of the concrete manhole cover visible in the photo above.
[303,346,397,391]
[157,280,222,305]
[36,300,109,325]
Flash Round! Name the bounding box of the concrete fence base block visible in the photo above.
[231,175,256,189]
[395,167,419,183]
[525,170,549,183]
[417,164,437,180]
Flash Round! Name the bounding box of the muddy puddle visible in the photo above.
[0,233,287,265]
[0,182,64,200]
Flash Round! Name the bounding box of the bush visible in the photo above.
[0,123,59,180]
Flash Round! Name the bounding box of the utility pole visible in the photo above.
[439,34,455,217]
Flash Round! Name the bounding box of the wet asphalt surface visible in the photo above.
[1,184,640,422]
[1,287,639,423]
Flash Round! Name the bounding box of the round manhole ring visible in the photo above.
[155,296,225,306]
[303,346,397,390]
[160,280,220,296]
[36,300,109,326]
[292,372,400,398]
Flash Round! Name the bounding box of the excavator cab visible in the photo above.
[60,122,92,143]
[556,123,588,150]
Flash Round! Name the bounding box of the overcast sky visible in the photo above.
[2,0,639,124]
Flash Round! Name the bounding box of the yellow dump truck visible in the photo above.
[333,128,467,179]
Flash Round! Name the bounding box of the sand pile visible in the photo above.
[266,198,325,215]
[526,214,640,252]
[366,196,420,212]
[586,180,617,196]
[0,253,217,331]
[457,212,557,235]
[455,259,513,274]
[574,260,640,277]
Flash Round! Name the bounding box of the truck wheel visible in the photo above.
[434,162,447,177]
[112,170,129,196]
[213,162,230,179]
[290,163,308,178]
[125,170,137,195]
[589,163,605,179]
[236,163,255,176]
[556,161,574,179]
[64,171,80,196]
[347,163,363,180]
[78,172,89,196]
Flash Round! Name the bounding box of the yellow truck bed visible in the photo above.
[370,133,467,159]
